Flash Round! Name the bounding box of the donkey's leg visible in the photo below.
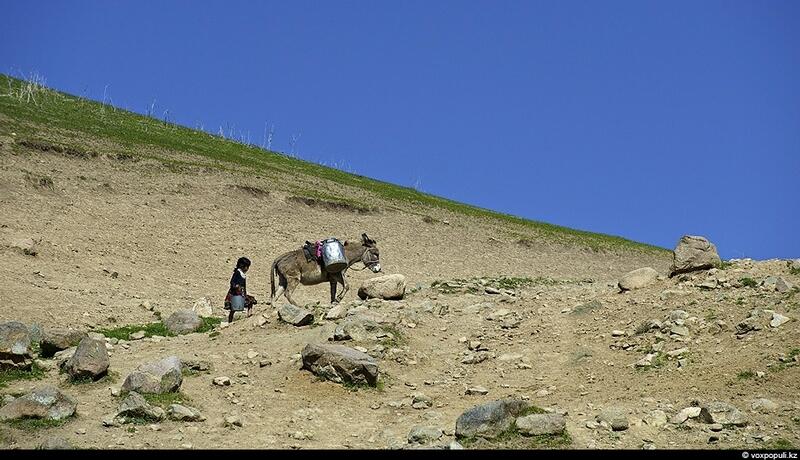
[329,279,338,304]
[272,277,286,305]
[283,277,302,307]
[335,272,349,303]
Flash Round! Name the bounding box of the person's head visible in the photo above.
[236,257,251,272]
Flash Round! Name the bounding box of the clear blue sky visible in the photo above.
[2,0,798,259]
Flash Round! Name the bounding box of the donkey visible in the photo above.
[270,233,381,307]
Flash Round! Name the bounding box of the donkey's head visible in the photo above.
[353,233,381,273]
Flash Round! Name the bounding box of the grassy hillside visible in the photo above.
[0,73,667,254]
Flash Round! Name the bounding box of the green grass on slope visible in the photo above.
[0,74,667,254]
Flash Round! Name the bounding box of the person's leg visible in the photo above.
[228,309,235,323]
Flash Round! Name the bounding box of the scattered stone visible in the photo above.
[667,348,689,358]
[703,401,746,427]
[498,353,523,362]
[597,408,629,431]
[246,350,260,360]
[407,426,443,444]
[224,415,243,427]
[38,436,73,450]
[635,354,656,368]
[770,313,790,328]
[122,356,183,394]
[10,237,37,256]
[278,304,314,326]
[776,278,793,293]
[358,274,407,300]
[485,308,511,321]
[454,399,530,439]
[466,386,489,396]
[301,343,379,386]
[461,352,489,365]
[670,310,689,321]
[618,267,659,291]
[671,407,704,425]
[448,441,464,450]
[164,310,202,335]
[167,404,205,422]
[412,393,433,409]
[736,317,762,336]
[116,391,165,421]
[571,299,603,315]
[63,337,110,381]
[192,297,214,318]
[669,235,721,277]
[325,304,347,320]
[333,315,383,342]
[0,386,77,421]
[40,329,87,357]
[0,321,33,370]
[611,330,625,337]
[644,410,668,428]
[709,423,724,432]
[130,331,146,340]
[751,398,777,414]
[259,360,272,368]
[515,413,566,436]
[213,376,231,386]
[670,326,690,337]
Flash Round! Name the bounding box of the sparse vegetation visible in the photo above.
[0,73,667,255]
[98,317,221,340]
[718,261,735,270]
[0,362,46,388]
[736,370,755,381]
[6,417,72,431]
[459,407,572,449]
[740,277,758,288]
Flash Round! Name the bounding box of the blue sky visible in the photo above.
[2,0,798,259]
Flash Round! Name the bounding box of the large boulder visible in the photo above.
[122,356,183,394]
[164,310,202,335]
[618,267,659,291]
[301,343,379,386]
[166,403,205,422]
[597,407,629,431]
[669,235,721,277]
[63,337,109,381]
[41,329,88,357]
[278,304,314,326]
[358,274,407,300]
[0,386,77,421]
[0,321,33,370]
[703,401,746,427]
[516,413,566,436]
[454,399,530,439]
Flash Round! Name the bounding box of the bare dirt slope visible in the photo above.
[1,141,797,450]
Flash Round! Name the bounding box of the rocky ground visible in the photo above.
[1,144,798,450]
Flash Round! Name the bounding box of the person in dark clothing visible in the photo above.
[224,257,257,323]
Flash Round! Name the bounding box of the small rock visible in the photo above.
[710,423,724,432]
[224,415,243,427]
[770,313,790,328]
[466,386,489,396]
[407,426,443,444]
[213,376,231,386]
[751,398,777,414]
[618,267,659,291]
[515,413,566,436]
[645,410,668,428]
[597,408,628,431]
[670,326,690,337]
[130,331,146,340]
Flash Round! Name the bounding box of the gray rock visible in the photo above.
[670,326,690,337]
[41,328,88,357]
[301,343,379,386]
[192,297,214,318]
[167,404,205,422]
[454,398,530,439]
[63,337,109,381]
[448,441,464,450]
[670,407,703,424]
[358,274,407,300]
[0,321,33,370]
[461,352,489,365]
[116,391,165,421]
[38,436,73,450]
[122,356,183,394]
[325,304,347,320]
[27,324,43,345]
[670,235,722,277]
[130,331,146,340]
[571,299,602,315]
[164,310,202,335]
[791,259,800,271]
[750,398,777,414]
[278,304,314,326]
[407,426,443,444]
[703,401,746,427]
[485,308,511,321]
[466,386,489,396]
[10,237,37,256]
[736,317,762,336]
[213,376,231,386]
[515,413,566,436]
[333,315,382,342]
[770,313,790,328]
[776,278,793,293]
[597,408,629,431]
[669,310,689,322]
[618,267,659,291]
[224,415,243,427]
[0,386,77,421]
[2,394,15,406]
[645,410,668,427]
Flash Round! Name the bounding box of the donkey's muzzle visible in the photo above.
[370,263,381,273]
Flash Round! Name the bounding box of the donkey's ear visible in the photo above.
[344,241,349,246]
